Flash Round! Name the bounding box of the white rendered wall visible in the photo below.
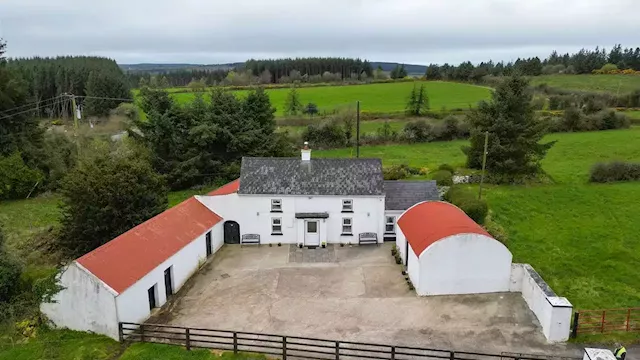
[41,263,119,340]
[115,222,223,325]
[418,234,512,296]
[395,226,408,265]
[198,194,385,245]
[407,246,421,294]
[510,263,573,342]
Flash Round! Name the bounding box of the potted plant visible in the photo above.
[391,247,397,256]
[277,243,282,247]
[321,241,327,248]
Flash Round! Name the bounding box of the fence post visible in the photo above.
[233,332,238,354]
[335,341,340,360]
[185,328,191,351]
[626,309,631,332]
[140,324,145,343]
[571,312,580,338]
[283,336,287,360]
[390,346,395,360]
[601,310,606,333]
[118,323,124,342]
[450,351,455,360]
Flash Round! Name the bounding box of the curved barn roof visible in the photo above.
[207,178,240,196]
[397,201,492,257]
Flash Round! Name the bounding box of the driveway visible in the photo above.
[151,243,584,357]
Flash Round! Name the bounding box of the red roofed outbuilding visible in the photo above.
[41,196,224,340]
[396,201,512,296]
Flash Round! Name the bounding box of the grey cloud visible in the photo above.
[1,0,638,64]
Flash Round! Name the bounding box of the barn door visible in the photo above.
[224,221,240,244]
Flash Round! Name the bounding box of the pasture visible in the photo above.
[530,74,640,94]
[318,127,640,310]
[167,81,492,116]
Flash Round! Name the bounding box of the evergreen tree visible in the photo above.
[462,75,555,183]
[284,86,303,116]
[405,84,429,116]
[84,70,131,117]
[57,141,168,258]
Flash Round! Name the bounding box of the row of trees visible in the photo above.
[7,56,131,117]
[127,69,230,88]
[244,58,373,84]
[424,45,640,81]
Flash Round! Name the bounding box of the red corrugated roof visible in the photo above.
[397,201,492,257]
[207,179,240,196]
[76,197,222,294]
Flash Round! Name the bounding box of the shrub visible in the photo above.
[0,226,22,303]
[0,153,45,200]
[111,102,140,121]
[438,164,455,173]
[402,120,433,142]
[301,120,346,149]
[432,170,453,186]
[589,161,640,183]
[444,186,488,224]
[458,198,489,225]
[382,164,420,180]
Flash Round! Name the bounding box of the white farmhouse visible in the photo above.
[42,144,572,342]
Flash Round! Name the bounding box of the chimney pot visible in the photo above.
[301,142,311,161]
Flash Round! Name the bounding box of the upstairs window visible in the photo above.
[271,199,282,212]
[271,218,282,234]
[342,218,353,235]
[385,216,396,234]
[342,199,353,212]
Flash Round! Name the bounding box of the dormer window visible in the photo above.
[342,199,353,212]
[271,199,282,212]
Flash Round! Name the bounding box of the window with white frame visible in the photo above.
[271,199,282,212]
[271,218,282,234]
[385,216,396,234]
[342,218,353,235]
[342,199,353,212]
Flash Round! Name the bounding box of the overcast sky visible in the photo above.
[1,0,638,65]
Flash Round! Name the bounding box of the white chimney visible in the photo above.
[301,142,311,161]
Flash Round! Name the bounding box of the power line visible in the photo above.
[0,97,67,121]
[0,95,66,116]
[76,95,135,102]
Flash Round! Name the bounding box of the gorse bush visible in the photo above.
[590,161,640,183]
[553,107,630,132]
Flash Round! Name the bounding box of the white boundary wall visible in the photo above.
[510,263,573,342]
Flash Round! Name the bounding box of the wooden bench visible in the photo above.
[359,232,378,246]
[241,234,260,246]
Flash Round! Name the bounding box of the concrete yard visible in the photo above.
[151,243,583,356]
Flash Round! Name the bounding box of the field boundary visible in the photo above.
[571,308,640,338]
[120,322,579,360]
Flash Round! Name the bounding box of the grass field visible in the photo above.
[318,127,640,310]
[167,81,492,116]
[530,74,640,94]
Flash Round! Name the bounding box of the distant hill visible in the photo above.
[120,61,427,75]
[370,62,427,75]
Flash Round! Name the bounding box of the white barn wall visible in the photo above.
[115,222,223,325]
[41,263,119,340]
[407,246,422,294]
[395,227,407,265]
[419,234,512,296]
[199,194,384,245]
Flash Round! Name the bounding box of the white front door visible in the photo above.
[304,220,320,246]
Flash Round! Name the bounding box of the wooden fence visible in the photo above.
[571,307,640,337]
[120,322,578,360]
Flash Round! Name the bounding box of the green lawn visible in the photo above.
[318,127,640,310]
[168,81,492,116]
[0,329,120,360]
[530,74,640,94]
[120,343,267,360]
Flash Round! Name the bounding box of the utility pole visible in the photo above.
[70,94,80,155]
[478,131,489,200]
[356,101,360,158]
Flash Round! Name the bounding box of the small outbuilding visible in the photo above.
[396,201,512,296]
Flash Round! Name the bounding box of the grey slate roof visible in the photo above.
[238,157,384,196]
[384,180,439,210]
